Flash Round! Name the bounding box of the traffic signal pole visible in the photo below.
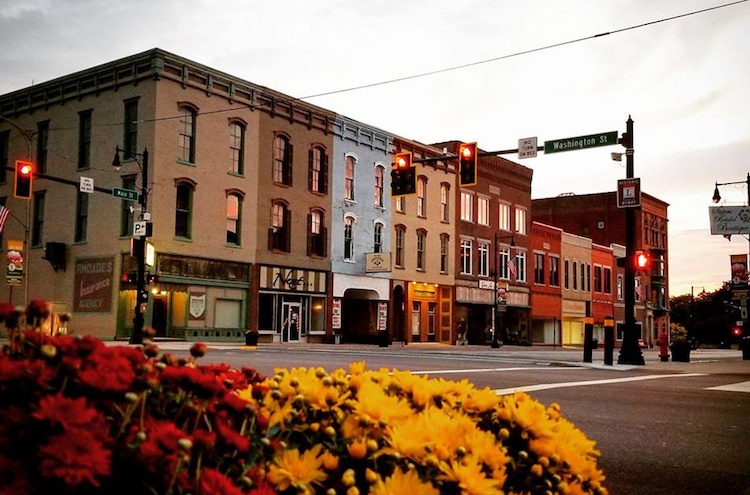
[131,149,149,345]
[618,116,645,365]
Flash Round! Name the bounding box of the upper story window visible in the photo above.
[461,191,473,222]
[345,156,355,201]
[123,99,138,159]
[617,275,624,300]
[37,121,49,174]
[77,110,92,170]
[516,251,527,283]
[478,242,489,277]
[499,202,511,231]
[440,183,449,222]
[477,197,489,226]
[175,182,194,239]
[460,239,472,275]
[549,256,560,287]
[535,253,545,284]
[308,209,326,257]
[226,193,242,245]
[564,259,570,289]
[594,265,603,292]
[416,230,426,271]
[573,261,578,290]
[515,207,527,235]
[178,106,197,164]
[604,267,612,294]
[74,191,88,243]
[581,262,587,292]
[0,131,9,183]
[417,177,427,218]
[395,225,405,267]
[310,146,328,194]
[230,122,245,175]
[344,216,355,261]
[374,166,384,207]
[635,277,642,302]
[440,234,449,273]
[373,222,384,253]
[396,197,405,213]
[499,247,511,280]
[273,135,293,186]
[269,201,290,252]
[32,192,45,247]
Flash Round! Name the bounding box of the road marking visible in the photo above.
[706,381,750,393]
[409,366,583,375]
[493,373,706,395]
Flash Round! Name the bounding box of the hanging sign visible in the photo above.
[189,292,207,320]
[6,239,24,286]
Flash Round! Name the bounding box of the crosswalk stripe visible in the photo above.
[705,381,750,393]
[408,366,583,375]
[493,373,706,395]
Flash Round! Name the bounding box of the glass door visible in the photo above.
[282,301,302,342]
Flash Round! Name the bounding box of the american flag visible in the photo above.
[0,205,9,235]
[635,284,642,299]
[507,256,517,279]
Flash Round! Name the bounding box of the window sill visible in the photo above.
[270,249,290,254]
[460,219,474,224]
[76,166,91,172]
[177,159,196,167]
[395,265,405,270]
[73,240,88,245]
[343,259,356,264]
[308,254,327,259]
[417,215,426,219]
[396,210,406,214]
[273,182,292,188]
[374,205,386,211]
[310,190,327,197]
[174,236,193,242]
[119,235,134,240]
[416,268,426,273]
[225,243,242,249]
[460,272,472,276]
[344,199,357,205]
[228,171,244,178]
[441,219,450,224]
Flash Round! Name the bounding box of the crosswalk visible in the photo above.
[705,381,750,393]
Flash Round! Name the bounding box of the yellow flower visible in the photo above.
[321,451,339,471]
[349,361,366,375]
[347,439,368,459]
[439,458,505,495]
[352,380,413,427]
[371,468,439,495]
[268,444,327,491]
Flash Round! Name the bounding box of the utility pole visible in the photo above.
[618,116,645,365]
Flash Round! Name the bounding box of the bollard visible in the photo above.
[379,330,389,347]
[604,317,615,366]
[583,317,594,363]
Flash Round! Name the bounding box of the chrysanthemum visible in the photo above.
[268,444,327,491]
[370,468,439,495]
[439,458,504,495]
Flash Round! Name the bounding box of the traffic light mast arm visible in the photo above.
[412,146,545,164]
[4,165,118,195]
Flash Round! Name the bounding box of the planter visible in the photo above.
[671,342,691,362]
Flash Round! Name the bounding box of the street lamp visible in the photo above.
[492,233,515,348]
[113,146,150,345]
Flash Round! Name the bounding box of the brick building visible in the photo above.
[530,222,562,344]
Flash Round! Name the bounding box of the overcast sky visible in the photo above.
[1,0,748,296]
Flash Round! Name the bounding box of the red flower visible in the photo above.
[38,429,111,489]
[248,482,277,495]
[33,393,107,434]
[216,420,250,453]
[27,299,51,320]
[135,419,190,476]
[193,429,217,451]
[0,302,15,323]
[0,453,32,495]
[78,347,138,394]
[190,342,208,358]
[0,357,28,383]
[197,468,245,495]
[161,366,224,398]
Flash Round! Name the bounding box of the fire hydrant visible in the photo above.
[658,331,670,362]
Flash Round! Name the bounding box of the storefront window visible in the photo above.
[310,297,326,333]
[258,293,276,331]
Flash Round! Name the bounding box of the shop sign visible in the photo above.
[730,254,748,289]
[332,299,341,329]
[478,280,495,290]
[562,299,587,316]
[366,252,392,273]
[73,257,114,313]
[378,302,388,331]
[189,292,207,320]
[260,266,326,293]
[6,239,24,286]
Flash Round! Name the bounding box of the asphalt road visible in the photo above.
[157,344,750,495]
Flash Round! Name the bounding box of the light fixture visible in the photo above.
[151,288,159,294]
[712,184,721,203]
[112,147,122,170]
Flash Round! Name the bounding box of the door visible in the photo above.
[152,294,168,337]
[282,301,302,342]
[428,302,437,342]
[411,301,421,340]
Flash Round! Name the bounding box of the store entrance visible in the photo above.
[282,301,302,342]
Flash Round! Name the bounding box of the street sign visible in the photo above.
[709,206,750,235]
[80,177,94,194]
[113,187,139,201]
[133,221,147,237]
[518,137,537,159]
[617,178,641,208]
[544,131,618,154]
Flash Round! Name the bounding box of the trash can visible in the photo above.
[334,334,343,345]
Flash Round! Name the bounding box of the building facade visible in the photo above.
[530,222,562,344]
[560,232,592,345]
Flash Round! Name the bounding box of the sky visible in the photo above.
[1,0,748,297]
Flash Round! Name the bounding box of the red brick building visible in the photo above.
[532,192,669,347]
[591,243,614,344]
[530,222,562,344]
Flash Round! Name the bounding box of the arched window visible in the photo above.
[374,165,385,207]
[417,176,427,218]
[274,135,292,185]
[345,156,355,201]
[440,183,450,222]
[230,122,245,174]
[178,106,197,163]
[175,182,194,238]
[344,216,355,261]
[309,146,328,194]
[373,222,384,253]
[269,201,290,252]
[226,194,242,245]
[308,209,327,257]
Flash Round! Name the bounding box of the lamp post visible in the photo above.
[493,233,515,348]
[712,173,750,335]
[113,147,149,345]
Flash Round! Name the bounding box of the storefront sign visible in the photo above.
[562,299,587,316]
[506,291,528,307]
[378,302,388,331]
[6,239,24,286]
[332,299,341,329]
[366,252,392,273]
[73,257,114,313]
[260,265,327,293]
[709,206,750,235]
[478,280,495,290]
[189,292,207,320]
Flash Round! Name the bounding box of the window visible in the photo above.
[499,248,511,280]
[124,99,138,159]
[175,183,193,239]
[31,192,45,247]
[396,197,405,213]
[226,194,241,245]
[273,135,292,185]
[308,210,326,257]
[440,235,449,273]
[594,265,602,293]
[573,261,578,290]
[373,222,383,253]
[344,216,354,261]
[478,242,489,277]
[230,122,244,174]
[564,259,570,289]
[37,121,49,174]
[395,226,405,267]
[269,202,290,252]
[550,256,560,286]
[178,106,196,163]
[345,156,355,201]
[617,275,624,300]
[74,191,88,243]
[635,277,642,302]
[604,267,612,294]
[440,183,449,222]
[310,146,327,194]
[477,197,489,226]
[417,177,427,217]
[78,111,92,170]
[499,203,511,231]
[580,263,586,292]
[460,239,472,275]
[0,131,8,183]
[515,207,527,235]
[120,176,136,237]
[535,253,545,284]
[516,251,527,282]
[0,197,5,245]
[461,191,473,222]
[587,264,591,292]
[417,230,426,270]
[374,166,384,207]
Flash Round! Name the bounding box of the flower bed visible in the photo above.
[0,307,607,495]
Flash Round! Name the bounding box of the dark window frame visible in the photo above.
[175,183,194,239]
[124,99,139,159]
[77,110,92,170]
[74,191,89,243]
[31,192,45,247]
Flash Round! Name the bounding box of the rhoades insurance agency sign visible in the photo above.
[74,257,115,312]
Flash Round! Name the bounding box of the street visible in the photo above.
[155,343,750,495]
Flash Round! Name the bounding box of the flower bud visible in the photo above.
[316,367,327,378]
[190,343,207,358]
[518,450,529,462]
[324,426,336,437]
[327,489,337,495]
[40,344,57,359]
[178,438,193,451]
[290,377,300,388]
[347,488,359,495]
[499,428,510,440]
[366,439,378,452]
[125,392,139,403]
[143,343,160,358]
[136,431,147,442]
[321,376,333,387]
[342,469,356,487]
[365,468,378,484]
[261,438,271,447]
[155,362,167,370]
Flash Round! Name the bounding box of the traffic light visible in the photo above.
[14,160,33,199]
[458,142,478,187]
[732,326,743,338]
[391,151,416,196]
[634,250,650,270]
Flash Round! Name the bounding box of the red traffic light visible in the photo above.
[634,250,650,270]
[14,160,34,200]
[458,142,478,187]
[391,151,416,197]
[732,327,742,337]
[19,163,32,175]
[396,154,409,168]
